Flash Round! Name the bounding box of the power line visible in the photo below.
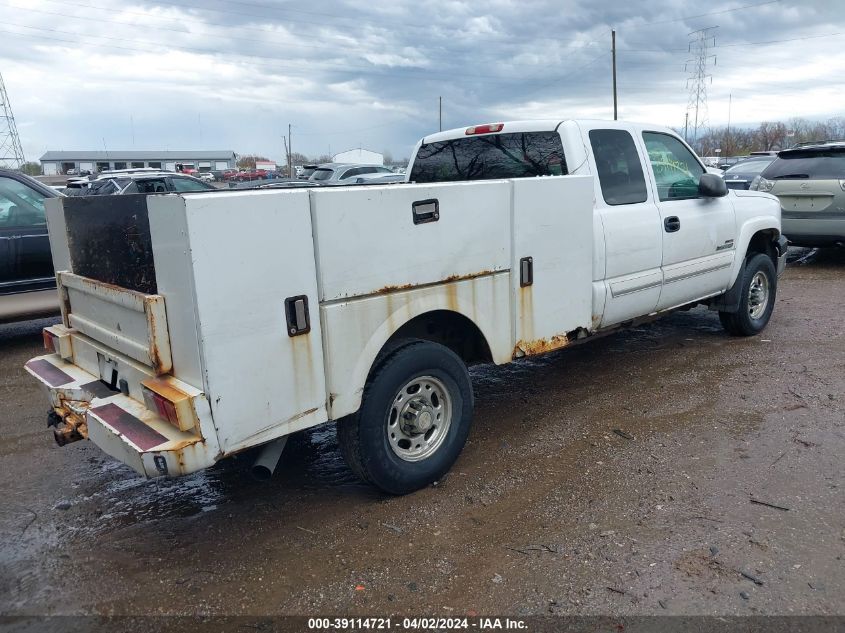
[621,29,845,52]
[624,0,780,29]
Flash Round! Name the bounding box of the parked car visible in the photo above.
[26,119,784,496]
[352,173,407,184]
[254,180,322,189]
[0,169,61,322]
[68,171,215,196]
[308,163,394,185]
[197,172,216,182]
[750,141,845,246]
[235,169,269,182]
[298,164,319,180]
[722,157,775,190]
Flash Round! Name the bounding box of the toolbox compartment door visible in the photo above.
[148,190,328,453]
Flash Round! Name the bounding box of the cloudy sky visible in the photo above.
[1,0,843,163]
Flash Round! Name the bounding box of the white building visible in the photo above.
[39,150,237,175]
[331,148,383,165]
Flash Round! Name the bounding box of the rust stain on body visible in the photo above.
[375,270,495,295]
[513,333,570,358]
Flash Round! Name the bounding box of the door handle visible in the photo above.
[412,199,439,225]
[664,216,681,233]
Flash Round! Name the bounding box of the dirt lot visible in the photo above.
[1,249,843,619]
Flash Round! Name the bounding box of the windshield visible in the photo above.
[310,168,334,181]
[724,159,773,176]
[409,132,567,183]
[762,148,845,179]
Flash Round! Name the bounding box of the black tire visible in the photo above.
[336,340,474,495]
[719,252,777,336]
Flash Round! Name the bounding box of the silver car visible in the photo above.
[308,163,394,185]
[751,142,845,247]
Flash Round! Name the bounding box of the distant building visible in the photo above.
[39,150,237,175]
[331,148,383,165]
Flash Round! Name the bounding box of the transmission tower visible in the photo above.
[684,26,718,152]
[0,71,26,169]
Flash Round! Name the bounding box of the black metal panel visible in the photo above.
[62,195,157,294]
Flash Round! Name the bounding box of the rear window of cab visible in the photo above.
[410,132,567,183]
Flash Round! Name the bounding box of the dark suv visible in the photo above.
[751,141,845,246]
[0,169,61,322]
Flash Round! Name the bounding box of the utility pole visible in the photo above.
[684,112,689,142]
[288,123,292,178]
[611,30,617,120]
[0,71,25,169]
[439,96,442,131]
[726,93,732,156]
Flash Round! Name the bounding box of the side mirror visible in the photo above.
[699,172,728,197]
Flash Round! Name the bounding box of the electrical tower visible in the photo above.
[684,26,718,152]
[0,71,26,169]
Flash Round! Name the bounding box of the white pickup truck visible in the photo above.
[26,119,786,495]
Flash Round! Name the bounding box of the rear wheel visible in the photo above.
[336,340,473,495]
[719,252,777,336]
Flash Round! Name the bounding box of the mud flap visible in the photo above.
[710,263,745,313]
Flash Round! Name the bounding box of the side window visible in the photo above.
[339,168,361,180]
[0,176,47,228]
[642,132,704,201]
[588,129,648,205]
[170,177,211,192]
[135,179,168,194]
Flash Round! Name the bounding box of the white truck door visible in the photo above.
[586,127,663,327]
[640,131,736,311]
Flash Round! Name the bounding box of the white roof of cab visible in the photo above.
[421,119,681,144]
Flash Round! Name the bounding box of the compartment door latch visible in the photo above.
[412,199,439,225]
[284,295,311,337]
[520,257,534,287]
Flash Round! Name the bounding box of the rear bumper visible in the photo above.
[782,215,845,247]
[25,353,215,477]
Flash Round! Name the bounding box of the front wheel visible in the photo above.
[719,252,777,336]
[336,340,474,495]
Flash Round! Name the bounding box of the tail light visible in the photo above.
[141,378,196,432]
[466,123,504,136]
[43,329,57,353]
[750,176,774,192]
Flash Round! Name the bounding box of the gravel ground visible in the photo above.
[0,248,843,618]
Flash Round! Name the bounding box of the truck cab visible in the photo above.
[408,119,786,329]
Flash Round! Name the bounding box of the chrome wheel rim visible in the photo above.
[387,375,452,462]
[748,271,770,320]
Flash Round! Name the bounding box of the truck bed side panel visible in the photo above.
[311,182,511,302]
[176,191,328,453]
[322,272,512,420]
[511,176,595,353]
